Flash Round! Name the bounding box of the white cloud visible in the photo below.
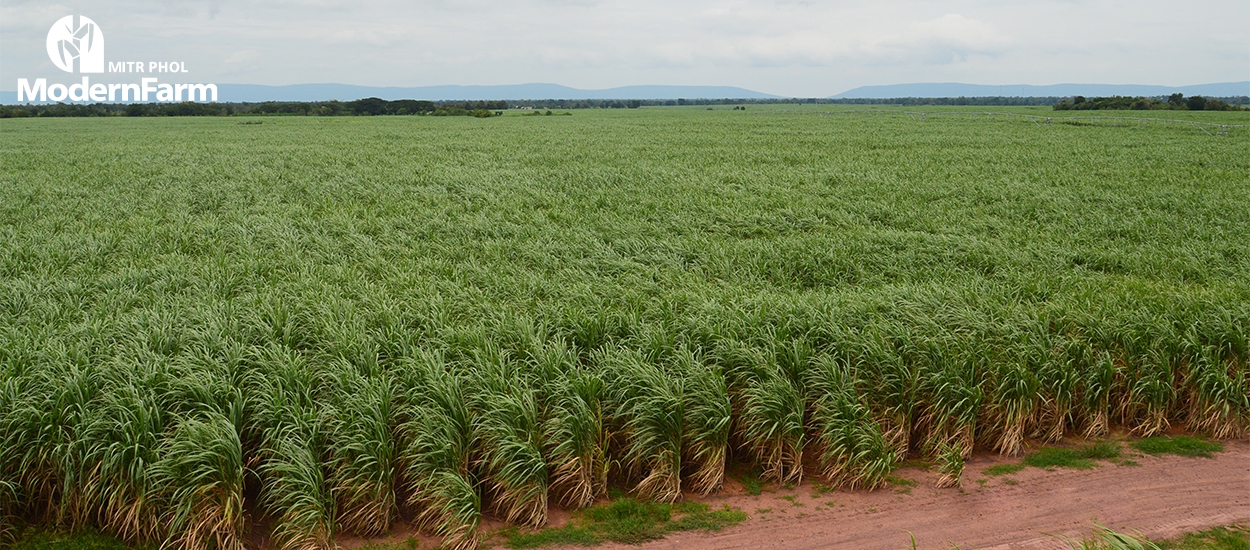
[221,49,259,65]
[633,13,1010,67]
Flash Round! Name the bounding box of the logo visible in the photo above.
[47,15,104,73]
[20,15,217,103]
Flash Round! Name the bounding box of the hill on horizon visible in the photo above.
[214,83,785,102]
[830,81,1250,99]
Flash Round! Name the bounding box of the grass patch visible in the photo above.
[670,502,748,532]
[1023,441,1122,470]
[505,497,747,548]
[886,475,918,487]
[1024,447,1096,470]
[581,498,673,544]
[887,476,916,494]
[357,539,420,550]
[1157,525,1250,550]
[810,483,834,498]
[736,470,765,496]
[506,526,600,549]
[1132,436,1224,458]
[985,463,1026,476]
[10,530,143,550]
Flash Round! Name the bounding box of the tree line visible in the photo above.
[4,95,1247,118]
[0,98,507,118]
[1053,94,1248,111]
[506,96,1070,109]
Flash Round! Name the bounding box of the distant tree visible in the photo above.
[1201,97,1235,111]
[349,97,389,115]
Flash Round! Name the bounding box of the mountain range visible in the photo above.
[214,83,783,102]
[830,82,1250,99]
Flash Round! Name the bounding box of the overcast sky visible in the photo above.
[3,0,1247,97]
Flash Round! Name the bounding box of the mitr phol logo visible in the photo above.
[48,15,104,73]
[18,15,217,103]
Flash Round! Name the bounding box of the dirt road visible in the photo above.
[593,440,1250,550]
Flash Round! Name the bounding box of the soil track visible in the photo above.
[338,440,1249,550]
[590,439,1250,550]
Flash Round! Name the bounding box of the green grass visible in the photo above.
[886,475,918,487]
[1024,448,1096,470]
[991,441,1122,473]
[1157,525,1250,550]
[735,469,765,496]
[504,498,746,548]
[1023,442,1123,470]
[810,482,833,498]
[887,475,917,494]
[356,539,421,550]
[2,108,1248,550]
[8,530,146,550]
[1132,437,1224,458]
[985,463,1027,476]
[1078,442,1123,460]
[504,526,601,549]
[670,502,749,532]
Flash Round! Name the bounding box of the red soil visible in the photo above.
[338,439,1249,550]
[593,439,1250,550]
